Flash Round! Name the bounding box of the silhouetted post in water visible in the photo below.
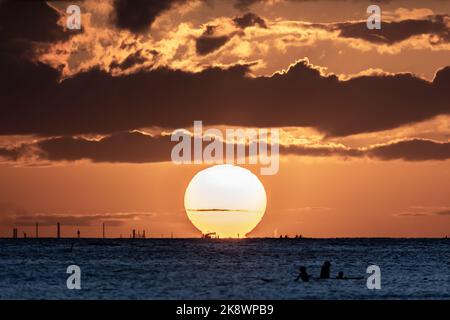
[35,223,39,238]
[143,230,146,239]
[57,222,61,239]
[77,230,80,239]
[12,228,18,238]
[132,229,136,239]
[23,232,27,239]
[320,261,331,279]
[102,223,105,239]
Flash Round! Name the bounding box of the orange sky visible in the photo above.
[0,0,449,238]
[1,158,449,238]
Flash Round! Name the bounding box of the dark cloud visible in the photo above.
[0,55,449,137]
[109,49,151,70]
[434,210,450,216]
[367,139,450,161]
[114,0,187,33]
[281,144,363,158]
[0,0,74,59]
[37,132,174,163]
[395,208,450,217]
[335,15,450,45]
[233,12,267,29]
[195,26,231,55]
[2,132,449,164]
[112,0,449,46]
[0,1,68,44]
[0,147,21,161]
[0,207,155,227]
[233,0,392,11]
[196,35,230,55]
[282,139,450,161]
[113,0,266,33]
[396,212,428,217]
[13,214,121,227]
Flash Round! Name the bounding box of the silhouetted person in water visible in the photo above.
[336,271,344,279]
[295,266,311,282]
[320,261,331,279]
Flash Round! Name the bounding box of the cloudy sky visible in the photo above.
[0,0,449,238]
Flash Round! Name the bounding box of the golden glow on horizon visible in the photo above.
[184,165,267,238]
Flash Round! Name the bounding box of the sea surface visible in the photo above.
[0,238,448,299]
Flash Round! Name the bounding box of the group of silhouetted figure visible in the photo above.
[279,235,303,239]
[295,261,363,282]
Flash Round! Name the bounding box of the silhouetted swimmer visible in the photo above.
[336,271,344,279]
[295,266,311,282]
[320,261,331,279]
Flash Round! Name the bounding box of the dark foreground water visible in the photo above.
[0,238,448,299]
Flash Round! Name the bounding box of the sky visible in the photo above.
[0,0,449,238]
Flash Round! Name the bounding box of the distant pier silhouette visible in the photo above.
[5,223,154,239]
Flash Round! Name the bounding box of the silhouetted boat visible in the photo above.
[202,232,218,239]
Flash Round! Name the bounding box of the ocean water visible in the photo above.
[0,238,448,299]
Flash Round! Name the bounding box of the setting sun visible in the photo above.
[184,165,267,238]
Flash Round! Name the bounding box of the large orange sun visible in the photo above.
[184,165,267,238]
